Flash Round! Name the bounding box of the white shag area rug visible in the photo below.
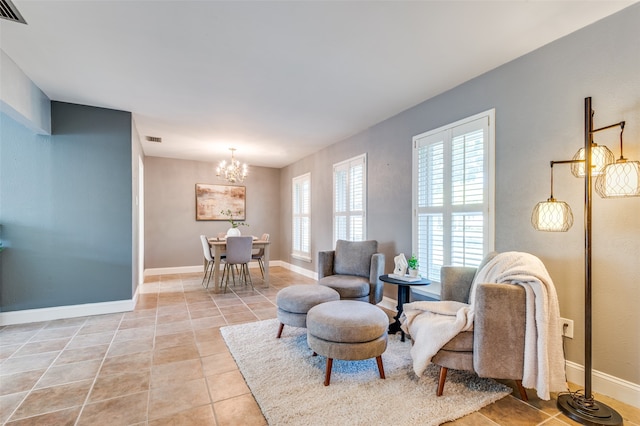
[221,318,511,426]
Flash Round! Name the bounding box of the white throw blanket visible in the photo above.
[400,251,566,400]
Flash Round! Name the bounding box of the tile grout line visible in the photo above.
[3,318,89,425]
[144,277,161,425]
[73,312,127,426]
[185,273,220,426]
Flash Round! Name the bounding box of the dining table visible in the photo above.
[207,237,271,292]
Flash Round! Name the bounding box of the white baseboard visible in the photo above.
[278,261,317,280]
[144,265,203,276]
[564,360,640,408]
[144,261,313,279]
[0,299,135,326]
[144,261,286,277]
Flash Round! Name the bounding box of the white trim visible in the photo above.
[410,282,442,300]
[144,261,286,277]
[144,265,204,276]
[279,261,317,280]
[290,253,312,263]
[564,360,640,408]
[0,299,135,326]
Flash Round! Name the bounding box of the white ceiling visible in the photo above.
[1,1,635,168]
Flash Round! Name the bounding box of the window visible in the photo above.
[333,154,367,245]
[413,110,495,286]
[292,173,311,261]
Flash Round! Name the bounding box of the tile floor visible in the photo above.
[1,267,638,425]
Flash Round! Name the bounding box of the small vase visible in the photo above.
[408,269,419,278]
[226,227,241,237]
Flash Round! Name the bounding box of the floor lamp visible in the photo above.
[531,97,640,425]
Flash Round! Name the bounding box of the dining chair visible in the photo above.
[251,233,270,278]
[199,235,215,289]
[221,236,254,293]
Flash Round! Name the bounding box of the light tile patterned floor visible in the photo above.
[1,267,638,425]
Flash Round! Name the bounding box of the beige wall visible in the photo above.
[144,157,281,269]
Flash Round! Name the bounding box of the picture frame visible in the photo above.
[195,184,246,221]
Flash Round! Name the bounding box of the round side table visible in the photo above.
[379,274,431,342]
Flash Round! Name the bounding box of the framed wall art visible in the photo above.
[195,184,246,221]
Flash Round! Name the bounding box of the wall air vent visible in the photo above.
[0,0,27,24]
[146,136,162,143]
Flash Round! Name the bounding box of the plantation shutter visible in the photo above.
[333,154,366,245]
[413,111,494,284]
[292,173,311,260]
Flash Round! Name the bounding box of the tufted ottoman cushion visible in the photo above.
[307,300,389,385]
[276,285,340,338]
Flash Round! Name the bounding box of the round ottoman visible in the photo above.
[307,300,388,386]
[276,285,340,338]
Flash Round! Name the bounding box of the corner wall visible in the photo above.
[1,102,134,314]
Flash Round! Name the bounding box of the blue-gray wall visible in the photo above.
[0,102,133,311]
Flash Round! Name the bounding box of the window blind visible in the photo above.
[292,173,311,260]
[333,154,366,245]
[413,111,495,283]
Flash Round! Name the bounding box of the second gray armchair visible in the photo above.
[317,239,385,305]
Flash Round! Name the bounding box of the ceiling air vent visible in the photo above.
[146,136,162,143]
[0,0,27,24]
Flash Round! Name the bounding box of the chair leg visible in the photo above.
[258,258,265,278]
[324,358,333,386]
[243,264,254,290]
[223,265,230,293]
[515,380,528,401]
[276,323,285,338]
[204,261,214,289]
[201,260,211,288]
[437,367,448,396]
[230,264,237,287]
[376,355,386,379]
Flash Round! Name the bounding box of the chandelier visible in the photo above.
[216,148,248,183]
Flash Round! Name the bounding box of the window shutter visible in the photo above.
[333,154,367,245]
[292,173,311,260]
[413,111,494,284]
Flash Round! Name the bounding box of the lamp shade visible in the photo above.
[595,159,640,198]
[570,144,615,177]
[531,199,574,232]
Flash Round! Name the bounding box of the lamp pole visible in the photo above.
[556,97,622,426]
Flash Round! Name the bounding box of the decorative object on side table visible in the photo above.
[393,253,408,276]
[221,209,248,236]
[390,253,421,281]
[407,254,419,277]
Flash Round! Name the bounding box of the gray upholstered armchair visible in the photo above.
[317,239,385,305]
[433,252,529,400]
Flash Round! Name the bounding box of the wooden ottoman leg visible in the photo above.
[376,355,386,379]
[276,323,284,338]
[437,367,448,396]
[324,358,333,386]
